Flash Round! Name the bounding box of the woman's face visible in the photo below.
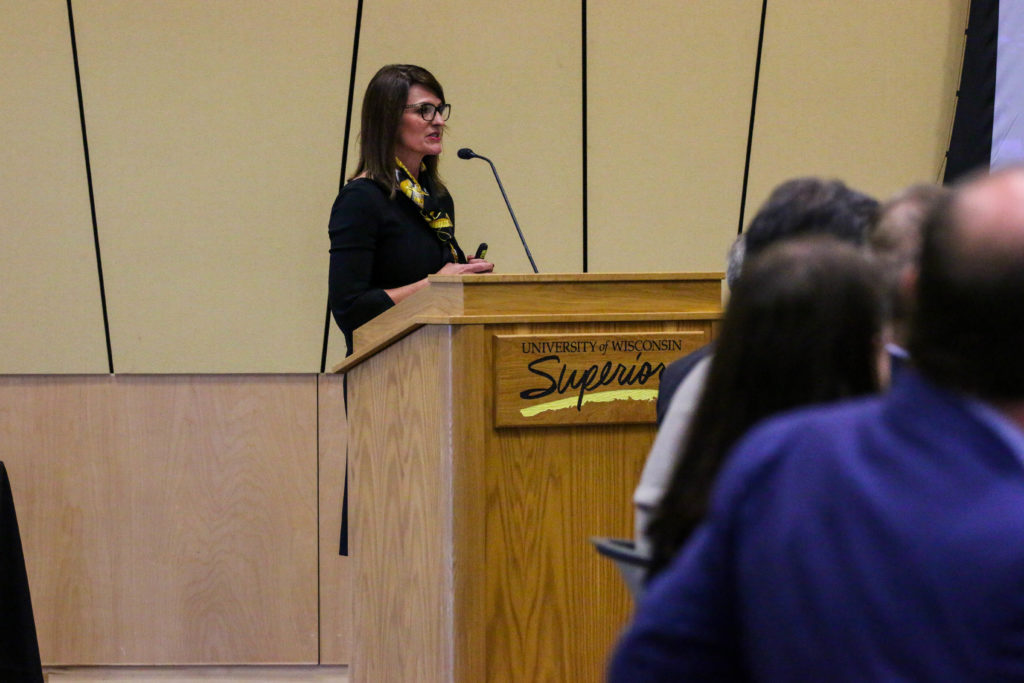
[395,84,445,171]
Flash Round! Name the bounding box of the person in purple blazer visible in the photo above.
[610,166,1024,682]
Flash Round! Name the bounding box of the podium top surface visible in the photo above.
[333,272,724,373]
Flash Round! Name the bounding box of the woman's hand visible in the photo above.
[385,259,494,305]
[438,259,494,274]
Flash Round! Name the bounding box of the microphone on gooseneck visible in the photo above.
[457,147,539,273]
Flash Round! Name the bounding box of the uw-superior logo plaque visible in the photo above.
[492,331,706,427]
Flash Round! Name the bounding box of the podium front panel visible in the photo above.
[344,274,722,682]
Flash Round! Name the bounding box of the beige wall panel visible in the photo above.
[0,375,319,664]
[587,2,762,273]
[73,1,354,372]
[0,0,108,372]
[317,374,351,664]
[348,0,582,275]
[746,0,967,215]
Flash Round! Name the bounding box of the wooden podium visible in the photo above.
[336,273,723,682]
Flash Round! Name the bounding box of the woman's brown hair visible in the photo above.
[350,64,448,197]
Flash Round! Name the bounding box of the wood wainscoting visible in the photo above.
[0,374,350,669]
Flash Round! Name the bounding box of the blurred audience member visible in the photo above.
[654,234,744,425]
[610,167,1024,682]
[637,178,879,553]
[644,237,887,577]
[867,183,949,351]
[655,178,878,424]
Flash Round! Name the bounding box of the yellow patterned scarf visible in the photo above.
[395,158,459,262]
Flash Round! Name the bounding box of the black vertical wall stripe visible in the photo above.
[329,0,365,559]
[67,0,114,374]
[944,0,998,184]
[581,0,589,272]
[314,375,321,657]
[320,0,365,373]
[320,301,332,374]
[337,0,364,198]
[737,0,769,236]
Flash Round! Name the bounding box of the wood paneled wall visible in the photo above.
[318,373,352,665]
[2,1,968,373]
[0,374,350,666]
[44,667,347,682]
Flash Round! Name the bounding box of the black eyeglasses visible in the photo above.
[404,102,451,122]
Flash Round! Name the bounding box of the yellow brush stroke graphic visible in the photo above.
[520,389,657,417]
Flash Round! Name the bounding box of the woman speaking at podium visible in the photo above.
[328,64,493,352]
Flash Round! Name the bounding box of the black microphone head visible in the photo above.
[457,148,476,160]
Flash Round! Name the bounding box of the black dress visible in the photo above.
[327,177,466,555]
[328,177,465,352]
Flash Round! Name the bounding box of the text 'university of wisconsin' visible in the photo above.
[519,339,686,355]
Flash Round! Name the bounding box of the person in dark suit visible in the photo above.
[610,167,1024,682]
[637,179,880,552]
[328,64,492,353]
[654,178,878,424]
[641,237,887,576]
[653,234,742,424]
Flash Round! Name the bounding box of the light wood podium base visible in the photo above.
[339,274,723,682]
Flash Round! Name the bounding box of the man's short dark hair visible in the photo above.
[744,178,879,261]
[908,177,1024,401]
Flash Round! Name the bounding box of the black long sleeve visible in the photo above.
[328,178,459,351]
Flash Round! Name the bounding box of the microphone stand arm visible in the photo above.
[475,154,539,273]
